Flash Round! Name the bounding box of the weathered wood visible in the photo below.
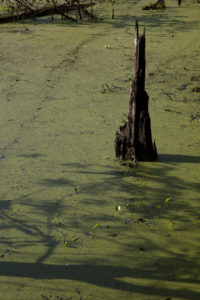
[115,21,158,162]
[0,2,95,23]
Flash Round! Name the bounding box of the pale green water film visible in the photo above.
[0,0,200,299]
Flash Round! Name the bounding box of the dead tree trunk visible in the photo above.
[115,21,158,162]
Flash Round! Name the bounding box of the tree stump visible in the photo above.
[115,21,158,162]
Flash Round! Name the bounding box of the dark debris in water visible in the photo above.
[190,112,200,121]
[164,108,181,114]
[178,83,189,91]
[148,72,155,77]
[192,86,200,93]
[7,29,31,34]
[41,294,72,300]
[138,218,145,223]
[100,82,125,94]
[0,200,10,210]
[75,288,81,294]
[191,75,200,82]
[0,248,14,259]
[116,171,124,175]
[109,233,118,237]
[0,153,6,160]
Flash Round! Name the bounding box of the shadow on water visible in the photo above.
[158,154,200,163]
[0,200,11,210]
[58,153,200,230]
[18,152,46,158]
[0,152,200,297]
[39,178,73,186]
[0,260,200,299]
[3,0,199,35]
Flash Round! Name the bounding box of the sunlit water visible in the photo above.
[0,0,200,299]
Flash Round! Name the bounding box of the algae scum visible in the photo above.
[0,0,200,299]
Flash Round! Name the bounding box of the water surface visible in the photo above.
[0,0,200,299]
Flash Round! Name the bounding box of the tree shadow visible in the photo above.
[39,178,73,186]
[158,154,200,163]
[0,200,11,210]
[3,0,199,34]
[0,260,200,299]
[18,152,46,158]
[1,152,200,297]
[96,0,200,34]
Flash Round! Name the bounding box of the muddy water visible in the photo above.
[0,0,200,299]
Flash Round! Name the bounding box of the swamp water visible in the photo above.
[0,0,200,299]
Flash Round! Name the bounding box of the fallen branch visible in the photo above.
[0,1,95,23]
[143,0,166,10]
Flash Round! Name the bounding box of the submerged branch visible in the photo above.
[143,0,166,10]
[0,1,96,23]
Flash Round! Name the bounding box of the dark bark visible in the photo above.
[112,0,115,20]
[0,2,95,23]
[115,21,158,162]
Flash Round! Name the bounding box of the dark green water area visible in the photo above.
[0,0,200,299]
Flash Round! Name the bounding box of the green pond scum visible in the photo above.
[0,0,200,299]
